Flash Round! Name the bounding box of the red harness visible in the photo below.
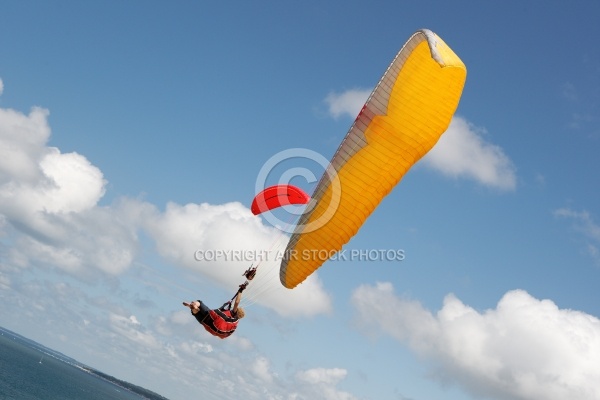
[201,304,239,339]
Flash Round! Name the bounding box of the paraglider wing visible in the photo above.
[251,184,311,215]
[280,29,467,289]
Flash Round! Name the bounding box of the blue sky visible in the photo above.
[1,2,600,399]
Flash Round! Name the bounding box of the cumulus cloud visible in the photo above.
[0,100,331,316]
[352,283,600,400]
[0,107,52,185]
[141,200,333,317]
[0,87,344,397]
[0,106,140,277]
[3,203,139,277]
[423,117,517,190]
[325,88,370,119]
[141,201,274,277]
[0,110,106,216]
[324,89,516,191]
[0,92,347,398]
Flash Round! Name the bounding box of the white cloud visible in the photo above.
[0,106,139,277]
[257,272,332,317]
[0,89,344,399]
[4,202,139,276]
[251,356,274,383]
[0,206,349,400]
[325,88,370,119]
[423,117,517,190]
[0,145,106,218]
[0,98,332,317]
[296,367,347,385]
[554,208,600,261]
[109,313,161,349]
[324,89,516,191]
[0,78,3,95]
[38,149,106,213]
[142,201,333,317]
[0,106,51,185]
[554,208,600,241]
[294,367,357,400]
[352,283,600,400]
[178,340,214,355]
[141,201,272,276]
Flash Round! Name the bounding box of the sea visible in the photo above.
[0,326,168,400]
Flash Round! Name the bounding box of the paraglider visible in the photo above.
[184,185,310,337]
[279,29,467,289]
[187,28,467,320]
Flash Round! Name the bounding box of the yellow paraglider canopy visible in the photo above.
[280,29,467,289]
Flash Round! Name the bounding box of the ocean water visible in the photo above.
[0,328,162,400]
